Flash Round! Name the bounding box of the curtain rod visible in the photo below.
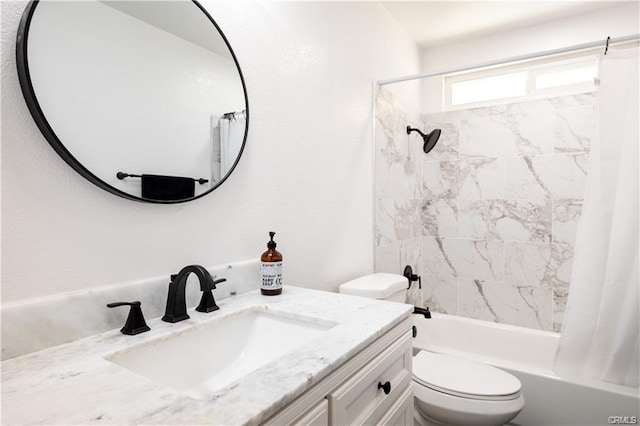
[377,33,640,86]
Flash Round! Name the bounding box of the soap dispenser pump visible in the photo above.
[261,231,283,295]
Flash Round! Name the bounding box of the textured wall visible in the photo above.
[375,86,595,331]
[1,1,420,303]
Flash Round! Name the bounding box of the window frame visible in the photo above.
[443,48,601,111]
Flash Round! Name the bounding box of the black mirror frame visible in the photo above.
[15,0,249,204]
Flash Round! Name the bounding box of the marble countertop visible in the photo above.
[1,287,412,425]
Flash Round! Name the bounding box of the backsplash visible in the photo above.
[375,86,595,332]
[1,260,260,360]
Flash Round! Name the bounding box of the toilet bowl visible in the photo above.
[339,273,525,426]
[412,350,524,426]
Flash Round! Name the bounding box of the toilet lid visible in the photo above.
[413,351,521,401]
[339,273,407,299]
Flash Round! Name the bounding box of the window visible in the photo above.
[533,62,598,90]
[451,72,527,105]
[444,51,599,110]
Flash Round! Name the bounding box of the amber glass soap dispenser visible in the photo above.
[261,231,283,295]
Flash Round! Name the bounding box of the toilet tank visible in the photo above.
[339,273,407,302]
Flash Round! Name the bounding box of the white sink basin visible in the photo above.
[105,307,337,399]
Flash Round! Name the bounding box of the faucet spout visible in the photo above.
[413,306,431,319]
[162,265,223,323]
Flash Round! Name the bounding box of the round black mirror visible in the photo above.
[16,0,249,203]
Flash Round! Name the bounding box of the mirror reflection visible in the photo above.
[18,0,248,202]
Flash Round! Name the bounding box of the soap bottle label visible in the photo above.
[261,262,283,290]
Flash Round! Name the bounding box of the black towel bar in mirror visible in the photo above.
[116,172,209,185]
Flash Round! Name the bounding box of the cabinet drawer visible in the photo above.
[328,332,412,425]
[378,384,413,426]
[354,370,411,426]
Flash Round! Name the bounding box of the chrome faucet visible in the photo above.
[162,265,226,323]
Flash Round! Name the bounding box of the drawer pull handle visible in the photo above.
[377,381,391,395]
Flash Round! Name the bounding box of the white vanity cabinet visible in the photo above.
[264,317,413,426]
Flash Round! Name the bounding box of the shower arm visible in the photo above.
[406,126,428,140]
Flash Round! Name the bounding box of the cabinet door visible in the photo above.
[328,333,412,425]
[293,400,329,426]
[265,398,328,426]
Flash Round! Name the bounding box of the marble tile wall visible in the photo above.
[374,87,424,301]
[374,87,595,332]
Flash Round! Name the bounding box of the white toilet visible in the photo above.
[339,273,525,426]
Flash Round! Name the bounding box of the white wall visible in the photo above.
[420,2,640,113]
[1,0,420,303]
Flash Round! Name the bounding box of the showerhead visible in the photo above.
[407,126,441,154]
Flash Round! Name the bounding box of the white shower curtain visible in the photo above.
[554,47,639,388]
[220,113,246,177]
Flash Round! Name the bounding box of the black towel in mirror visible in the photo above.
[141,174,195,201]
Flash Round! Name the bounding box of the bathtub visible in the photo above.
[412,313,640,426]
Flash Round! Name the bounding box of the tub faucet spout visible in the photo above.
[162,265,226,323]
[413,306,431,319]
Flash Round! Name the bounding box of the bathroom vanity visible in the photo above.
[1,287,413,425]
[271,330,413,424]
[265,314,413,425]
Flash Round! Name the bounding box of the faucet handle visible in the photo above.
[403,265,422,289]
[196,278,226,313]
[212,277,227,288]
[107,301,151,335]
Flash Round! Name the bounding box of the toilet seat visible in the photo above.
[413,350,522,401]
[413,381,525,426]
